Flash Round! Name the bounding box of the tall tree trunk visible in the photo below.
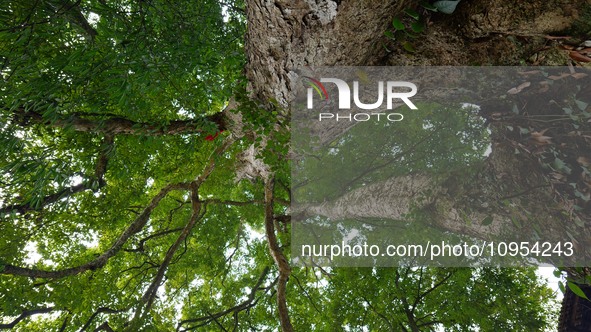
[559,282,591,332]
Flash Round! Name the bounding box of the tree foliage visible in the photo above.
[0,1,561,331]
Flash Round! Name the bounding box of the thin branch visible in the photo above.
[335,124,445,197]
[177,267,272,331]
[134,139,235,321]
[231,311,239,332]
[123,227,184,253]
[1,182,191,279]
[206,310,229,331]
[395,270,420,332]
[79,307,125,331]
[58,312,71,332]
[202,198,289,207]
[0,307,55,329]
[417,320,442,328]
[1,134,114,216]
[203,199,264,206]
[411,268,425,313]
[0,181,96,215]
[361,296,394,331]
[141,197,205,311]
[274,215,290,224]
[94,321,114,332]
[312,264,333,278]
[49,0,99,41]
[291,274,322,314]
[13,107,226,136]
[264,177,294,332]
[415,271,454,304]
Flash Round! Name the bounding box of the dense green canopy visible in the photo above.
[0,1,559,331]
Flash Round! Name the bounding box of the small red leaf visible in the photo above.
[204,130,224,141]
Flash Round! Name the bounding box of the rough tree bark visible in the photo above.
[243,0,591,330]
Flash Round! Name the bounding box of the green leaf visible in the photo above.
[433,0,461,14]
[405,31,419,39]
[481,216,493,226]
[575,99,589,111]
[392,18,405,31]
[404,8,420,20]
[402,41,415,53]
[559,281,566,294]
[553,158,572,174]
[411,21,425,33]
[384,30,395,39]
[568,282,590,300]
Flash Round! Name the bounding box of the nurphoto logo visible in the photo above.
[304,76,417,122]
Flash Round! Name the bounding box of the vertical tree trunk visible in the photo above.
[559,282,591,332]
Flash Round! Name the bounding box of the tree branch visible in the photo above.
[291,275,322,315]
[361,296,394,331]
[123,227,184,253]
[134,139,235,320]
[395,270,420,332]
[49,0,99,41]
[263,177,294,332]
[0,181,95,216]
[202,198,289,207]
[203,199,264,206]
[0,134,114,216]
[94,321,115,331]
[274,214,290,224]
[0,307,55,329]
[140,191,204,311]
[79,307,125,331]
[417,320,443,328]
[13,107,226,136]
[1,182,191,278]
[177,267,272,331]
[58,312,70,332]
[413,270,455,310]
